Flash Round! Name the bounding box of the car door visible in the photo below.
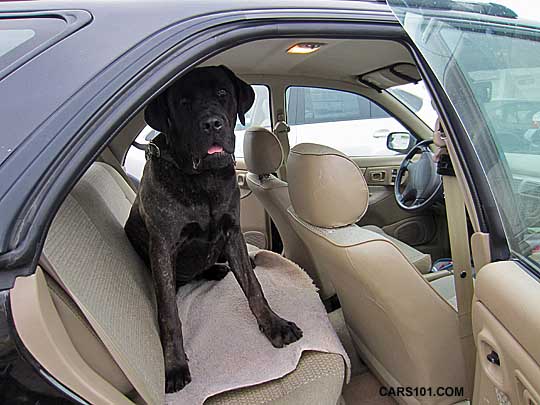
[387,2,540,404]
[123,84,273,250]
[285,85,447,258]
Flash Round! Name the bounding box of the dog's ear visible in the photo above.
[144,90,170,133]
[220,65,255,126]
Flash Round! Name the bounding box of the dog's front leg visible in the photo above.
[149,238,191,393]
[225,231,303,348]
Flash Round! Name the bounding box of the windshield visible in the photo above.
[388,0,540,266]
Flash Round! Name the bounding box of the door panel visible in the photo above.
[236,159,270,249]
[473,262,540,405]
[352,155,448,259]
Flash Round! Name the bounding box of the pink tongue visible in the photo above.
[208,144,224,154]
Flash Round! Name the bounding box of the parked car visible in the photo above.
[1,1,539,405]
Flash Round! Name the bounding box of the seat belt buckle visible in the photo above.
[433,118,456,176]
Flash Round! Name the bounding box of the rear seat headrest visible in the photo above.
[243,127,283,175]
[287,143,369,228]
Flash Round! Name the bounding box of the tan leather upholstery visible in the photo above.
[288,144,369,228]
[244,126,283,175]
[288,143,431,274]
[287,144,466,404]
[244,130,335,299]
[363,225,431,274]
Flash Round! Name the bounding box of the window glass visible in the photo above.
[124,85,270,180]
[0,18,66,72]
[388,3,540,267]
[285,86,409,156]
[0,29,35,58]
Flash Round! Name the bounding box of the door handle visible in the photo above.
[237,173,248,189]
[372,129,390,138]
[487,350,500,366]
[478,334,503,388]
[370,171,386,182]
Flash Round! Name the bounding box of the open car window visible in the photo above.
[387,0,540,268]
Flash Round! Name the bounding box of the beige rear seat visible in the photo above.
[42,162,344,404]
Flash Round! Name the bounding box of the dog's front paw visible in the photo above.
[165,361,191,393]
[259,316,303,348]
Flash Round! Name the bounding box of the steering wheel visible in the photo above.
[394,139,442,212]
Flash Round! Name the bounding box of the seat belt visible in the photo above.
[273,115,290,181]
[435,119,475,397]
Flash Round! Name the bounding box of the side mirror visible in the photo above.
[387,132,416,154]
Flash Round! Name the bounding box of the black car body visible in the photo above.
[2,0,540,404]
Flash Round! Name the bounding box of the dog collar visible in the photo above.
[145,141,160,160]
[145,141,182,169]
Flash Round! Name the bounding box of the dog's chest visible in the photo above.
[174,209,233,283]
[165,171,238,277]
[175,173,238,225]
[145,165,238,225]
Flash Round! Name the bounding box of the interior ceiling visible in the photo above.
[203,38,414,82]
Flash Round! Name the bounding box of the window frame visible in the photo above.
[0,14,464,286]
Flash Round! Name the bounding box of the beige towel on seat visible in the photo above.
[166,250,350,405]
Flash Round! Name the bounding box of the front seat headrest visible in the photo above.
[288,143,369,228]
[243,127,283,175]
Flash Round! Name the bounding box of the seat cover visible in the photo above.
[166,250,350,404]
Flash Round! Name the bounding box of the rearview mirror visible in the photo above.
[387,132,415,154]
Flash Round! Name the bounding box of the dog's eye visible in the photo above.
[217,89,228,97]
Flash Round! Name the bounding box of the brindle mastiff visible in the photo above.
[125,66,302,393]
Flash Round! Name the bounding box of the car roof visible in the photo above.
[0,0,391,167]
[0,0,399,268]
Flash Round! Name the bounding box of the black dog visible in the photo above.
[125,66,302,393]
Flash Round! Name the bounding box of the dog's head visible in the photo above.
[144,66,255,171]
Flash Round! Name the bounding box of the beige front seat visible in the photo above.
[243,127,335,300]
[286,143,466,404]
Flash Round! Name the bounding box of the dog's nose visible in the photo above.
[202,117,224,134]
